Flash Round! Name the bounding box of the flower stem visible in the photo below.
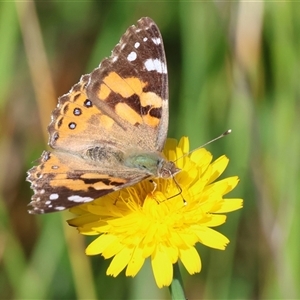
[169,262,186,300]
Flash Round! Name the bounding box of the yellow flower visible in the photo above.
[68,137,243,288]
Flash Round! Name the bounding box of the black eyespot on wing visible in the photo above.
[84,99,92,108]
[73,108,82,116]
[68,122,76,129]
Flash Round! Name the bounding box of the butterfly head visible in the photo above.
[157,159,180,178]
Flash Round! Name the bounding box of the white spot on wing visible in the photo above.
[152,37,161,45]
[49,193,59,200]
[144,58,167,74]
[134,42,140,48]
[112,55,118,63]
[40,189,45,194]
[55,206,65,211]
[68,195,93,203]
[143,37,148,42]
[45,201,51,205]
[127,51,137,62]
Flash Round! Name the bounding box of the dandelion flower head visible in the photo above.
[68,137,243,288]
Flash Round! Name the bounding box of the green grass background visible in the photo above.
[1,1,299,299]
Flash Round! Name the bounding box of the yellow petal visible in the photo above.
[107,246,133,276]
[207,155,229,184]
[178,136,190,154]
[195,227,229,250]
[151,245,173,288]
[215,198,244,213]
[163,138,178,154]
[142,241,156,258]
[102,240,125,259]
[126,246,145,277]
[180,247,201,274]
[86,234,118,255]
[190,149,212,175]
[164,244,179,263]
[78,228,100,235]
[215,176,240,194]
[69,204,90,215]
[202,214,227,227]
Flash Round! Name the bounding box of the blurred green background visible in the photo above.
[1,1,299,299]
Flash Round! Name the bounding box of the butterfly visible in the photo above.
[27,17,180,214]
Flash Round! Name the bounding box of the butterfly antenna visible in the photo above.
[174,129,232,162]
[168,176,184,200]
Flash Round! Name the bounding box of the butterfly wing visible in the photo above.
[27,151,148,213]
[27,17,169,214]
[87,17,168,152]
[49,17,168,154]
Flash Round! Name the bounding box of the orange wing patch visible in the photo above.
[96,72,163,127]
[29,151,128,193]
[115,102,143,125]
[49,75,117,149]
[101,72,146,98]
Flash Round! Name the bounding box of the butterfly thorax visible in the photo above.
[84,146,179,178]
[123,150,180,178]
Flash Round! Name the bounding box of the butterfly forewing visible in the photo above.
[87,17,168,152]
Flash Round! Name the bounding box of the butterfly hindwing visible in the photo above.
[27,151,150,213]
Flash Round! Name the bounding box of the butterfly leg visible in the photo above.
[148,179,157,194]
